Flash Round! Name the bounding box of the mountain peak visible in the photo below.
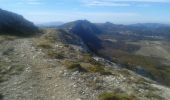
[75,19,90,23]
[105,22,113,25]
[73,20,91,24]
[58,20,102,52]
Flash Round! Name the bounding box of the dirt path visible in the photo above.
[0,38,84,100]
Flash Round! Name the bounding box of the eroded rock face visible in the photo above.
[0,9,38,36]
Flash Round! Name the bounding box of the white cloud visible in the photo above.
[82,0,170,7]
[120,0,170,2]
[18,0,43,5]
[23,11,139,23]
[83,0,130,6]
[85,0,170,3]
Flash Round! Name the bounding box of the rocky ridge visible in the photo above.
[0,29,170,100]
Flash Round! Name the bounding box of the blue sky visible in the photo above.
[0,0,170,24]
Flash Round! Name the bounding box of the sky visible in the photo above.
[0,0,170,24]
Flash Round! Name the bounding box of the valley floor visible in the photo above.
[133,40,170,65]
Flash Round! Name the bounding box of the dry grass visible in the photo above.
[0,35,17,43]
[36,38,53,49]
[0,61,25,82]
[47,50,64,59]
[63,60,87,72]
[98,92,138,100]
[86,65,112,75]
[81,54,112,75]
[82,54,102,66]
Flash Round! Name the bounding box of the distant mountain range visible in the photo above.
[56,20,169,50]
[97,22,170,37]
[1,7,168,38]
[0,9,38,36]
[36,21,64,27]
[55,20,170,39]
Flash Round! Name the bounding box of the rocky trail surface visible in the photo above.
[0,38,90,100]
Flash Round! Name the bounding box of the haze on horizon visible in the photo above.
[0,0,170,24]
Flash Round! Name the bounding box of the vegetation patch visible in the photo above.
[87,65,112,75]
[36,39,53,49]
[0,35,17,43]
[87,65,104,73]
[64,60,87,72]
[81,54,112,75]
[98,92,138,100]
[47,50,64,59]
[0,61,25,82]
[83,54,102,66]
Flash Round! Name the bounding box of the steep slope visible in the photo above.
[0,9,38,36]
[58,21,170,87]
[58,20,102,52]
[95,22,170,86]
[1,28,170,100]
